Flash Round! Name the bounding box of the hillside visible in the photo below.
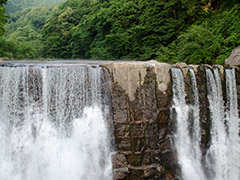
[1,0,240,64]
[6,0,66,14]
[1,6,56,59]
[0,0,8,36]
[41,0,240,64]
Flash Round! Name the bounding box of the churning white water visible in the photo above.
[205,67,240,180]
[205,68,228,180]
[171,68,206,180]
[188,68,204,168]
[172,67,240,180]
[0,66,113,180]
[224,68,240,180]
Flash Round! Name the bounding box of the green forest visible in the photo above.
[0,0,240,64]
[5,0,65,14]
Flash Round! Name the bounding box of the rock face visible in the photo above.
[102,61,211,180]
[102,61,240,180]
[102,61,178,180]
[225,46,240,66]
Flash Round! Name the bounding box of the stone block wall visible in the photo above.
[102,61,179,180]
[102,61,240,180]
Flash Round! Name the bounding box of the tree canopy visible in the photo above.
[5,0,65,14]
[1,0,240,64]
[0,0,8,36]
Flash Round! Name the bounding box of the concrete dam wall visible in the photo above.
[0,60,240,180]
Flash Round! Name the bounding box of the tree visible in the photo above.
[0,0,8,36]
[3,0,240,63]
[177,25,220,64]
[5,0,65,14]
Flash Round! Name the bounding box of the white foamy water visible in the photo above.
[0,66,113,180]
[206,68,228,180]
[224,68,240,180]
[171,68,206,180]
[188,68,204,168]
[171,67,240,180]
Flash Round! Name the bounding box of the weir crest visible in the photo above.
[0,60,240,180]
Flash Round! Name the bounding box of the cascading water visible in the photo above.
[205,68,228,180]
[188,68,203,168]
[0,65,113,180]
[224,68,240,179]
[171,68,206,180]
[173,67,240,180]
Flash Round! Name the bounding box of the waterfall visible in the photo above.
[0,65,113,180]
[205,68,228,180]
[225,68,240,180]
[171,68,206,180]
[205,67,240,180]
[188,68,203,166]
[171,66,240,180]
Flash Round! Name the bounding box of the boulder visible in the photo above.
[225,46,240,66]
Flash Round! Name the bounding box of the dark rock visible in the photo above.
[127,153,143,166]
[112,153,128,168]
[196,65,211,154]
[114,167,129,180]
[102,61,179,179]
[115,124,130,139]
[116,138,131,151]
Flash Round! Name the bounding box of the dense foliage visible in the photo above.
[5,0,65,14]
[1,6,55,59]
[42,0,192,59]
[158,1,240,64]
[0,0,8,58]
[0,0,7,36]
[1,0,240,64]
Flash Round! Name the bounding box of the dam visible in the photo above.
[0,60,239,180]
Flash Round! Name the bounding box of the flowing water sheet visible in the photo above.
[205,68,228,180]
[224,68,240,180]
[0,66,113,180]
[171,68,206,180]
